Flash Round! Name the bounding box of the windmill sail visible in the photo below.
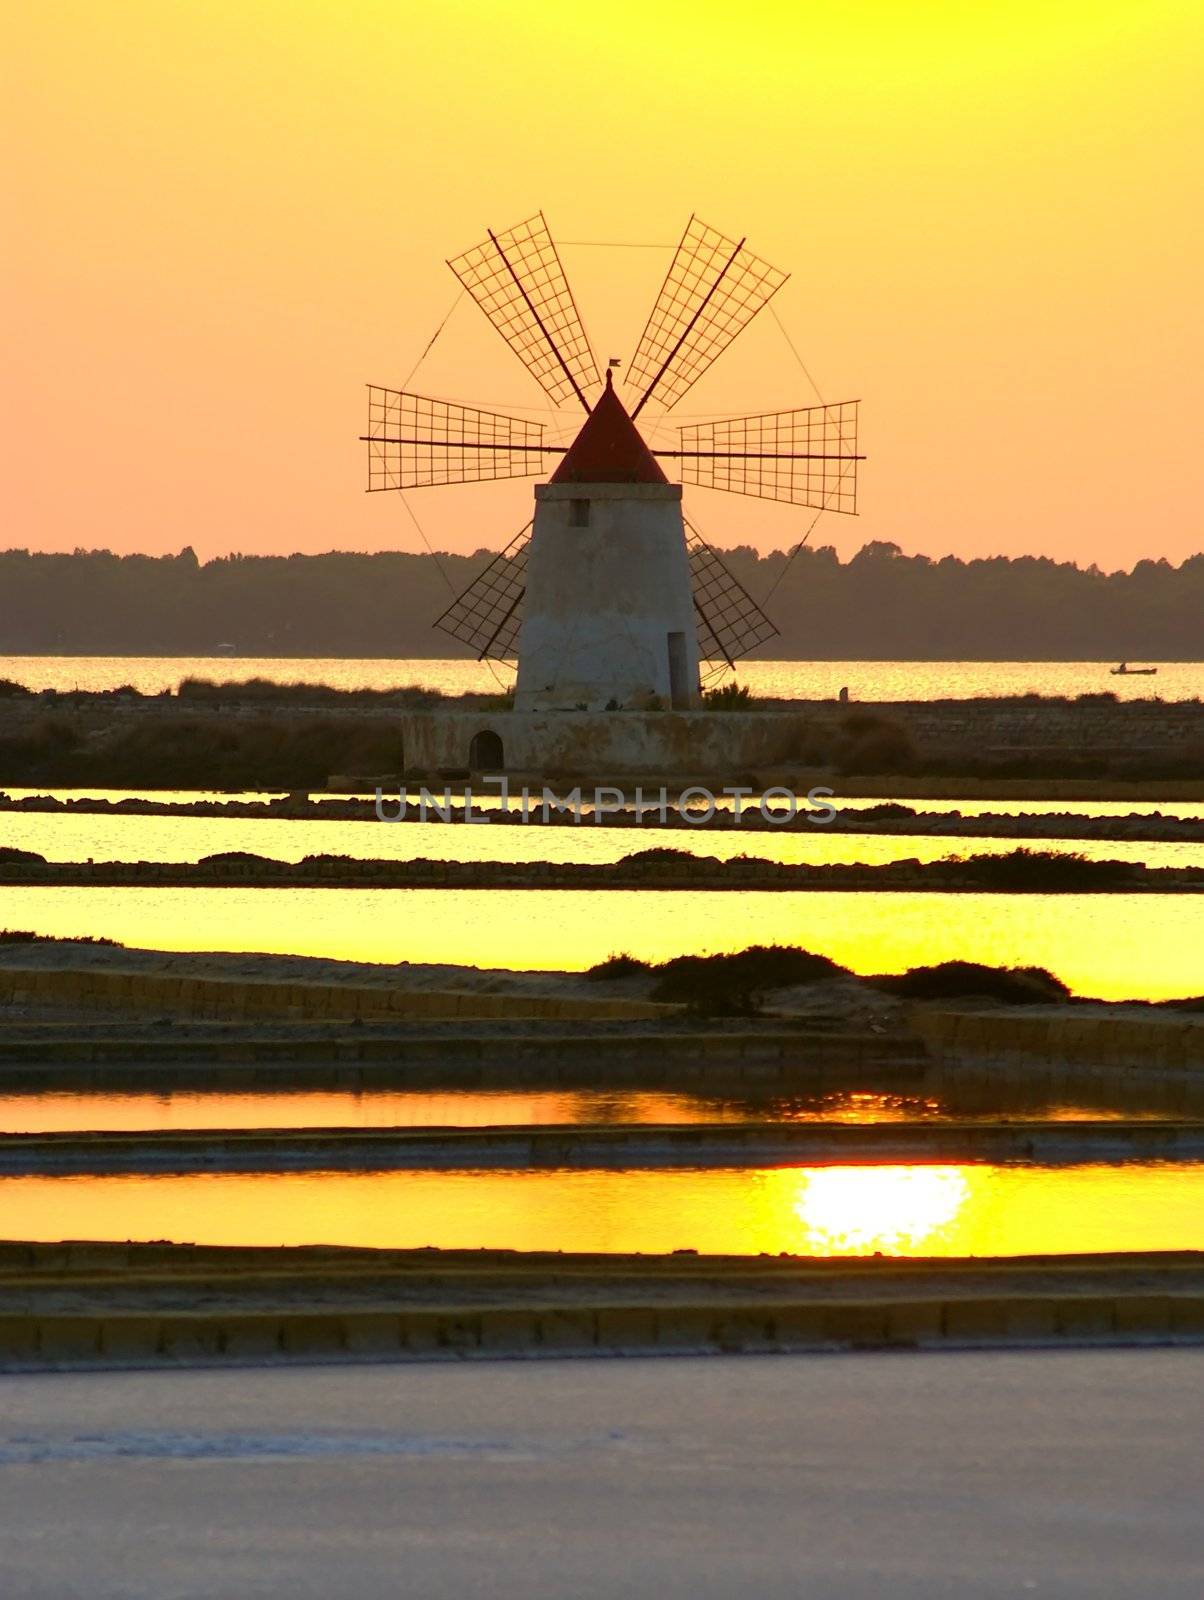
[626,217,788,419]
[433,525,532,662]
[685,524,778,666]
[447,214,600,411]
[364,213,862,679]
[363,388,554,490]
[432,519,777,671]
[666,401,861,512]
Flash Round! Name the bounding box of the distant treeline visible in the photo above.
[3,542,1203,659]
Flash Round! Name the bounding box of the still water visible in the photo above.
[2,1163,1202,1256]
[4,809,1202,869]
[4,656,1201,702]
[4,886,1202,999]
[0,1089,1155,1136]
[9,788,1204,821]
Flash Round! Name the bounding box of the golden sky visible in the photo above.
[6,1,1202,566]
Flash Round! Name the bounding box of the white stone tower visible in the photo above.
[514,373,701,712]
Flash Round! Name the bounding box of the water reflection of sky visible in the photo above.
[5,656,1204,702]
[3,1163,1203,1257]
[5,808,1204,870]
[4,885,1202,999]
[0,1088,1174,1136]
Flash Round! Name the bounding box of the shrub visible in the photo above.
[197,851,276,866]
[0,714,402,788]
[871,961,1070,1005]
[651,944,846,1015]
[704,682,753,710]
[834,713,915,776]
[585,953,652,982]
[0,930,121,946]
[959,849,1134,890]
[174,677,493,711]
[0,847,46,864]
[0,678,33,698]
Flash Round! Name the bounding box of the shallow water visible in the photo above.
[0,1087,1160,1136]
[4,809,1202,869]
[3,885,1202,1000]
[3,1162,1202,1256]
[9,787,1204,821]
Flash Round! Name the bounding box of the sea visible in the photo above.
[2,656,1200,700]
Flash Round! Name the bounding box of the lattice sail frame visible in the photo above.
[447,213,600,410]
[365,214,860,662]
[433,526,532,662]
[364,387,552,490]
[625,217,789,418]
[685,523,779,667]
[433,520,777,670]
[671,401,860,512]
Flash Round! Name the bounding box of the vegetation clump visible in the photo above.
[590,942,1082,1015]
[0,714,404,788]
[870,960,1070,1005]
[650,944,847,1016]
[585,953,652,982]
[177,676,449,709]
[197,851,276,867]
[704,681,753,710]
[958,848,1134,890]
[0,847,46,864]
[0,930,121,946]
[834,712,916,775]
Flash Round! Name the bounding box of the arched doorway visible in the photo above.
[468,729,504,770]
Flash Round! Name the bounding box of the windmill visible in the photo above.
[364,213,861,711]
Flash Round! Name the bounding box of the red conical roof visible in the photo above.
[550,371,668,485]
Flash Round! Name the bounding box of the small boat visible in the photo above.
[1110,662,1158,676]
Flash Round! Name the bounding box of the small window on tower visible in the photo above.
[569,498,590,527]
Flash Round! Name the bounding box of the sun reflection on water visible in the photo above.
[2,1162,1203,1255]
[790,1165,970,1255]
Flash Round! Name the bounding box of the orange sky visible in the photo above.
[6,1,1202,568]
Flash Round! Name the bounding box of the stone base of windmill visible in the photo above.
[397,708,839,791]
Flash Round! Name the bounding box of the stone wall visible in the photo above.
[398,709,814,780]
[5,691,1202,784]
[399,699,1204,781]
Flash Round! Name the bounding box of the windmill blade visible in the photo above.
[626,217,789,420]
[433,524,532,662]
[363,387,556,490]
[664,401,861,512]
[447,214,600,412]
[685,523,779,668]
